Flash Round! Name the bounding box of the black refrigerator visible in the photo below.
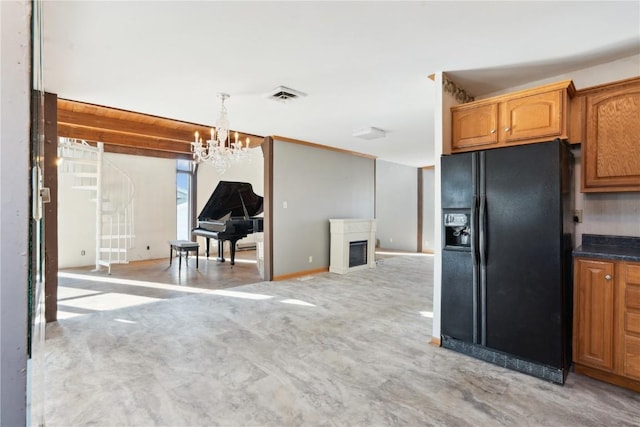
[441,139,574,384]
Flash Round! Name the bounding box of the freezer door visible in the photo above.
[441,249,474,342]
[441,152,478,343]
[483,141,564,368]
[441,153,474,209]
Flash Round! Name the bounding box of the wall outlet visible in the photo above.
[81,249,85,256]
[573,210,583,223]
[389,237,393,243]
[147,245,150,250]
[308,256,313,263]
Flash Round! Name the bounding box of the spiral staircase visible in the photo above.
[58,138,135,274]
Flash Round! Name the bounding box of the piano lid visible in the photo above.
[198,181,264,221]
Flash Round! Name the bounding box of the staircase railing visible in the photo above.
[58,138,135,273]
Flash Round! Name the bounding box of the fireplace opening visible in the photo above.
[349,240,368,268]
[329,218,375,274]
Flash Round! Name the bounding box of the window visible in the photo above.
[176,160,195,240]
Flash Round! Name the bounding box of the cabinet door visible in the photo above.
[501,89,563,143]
[622,263,640,380]
[582,79,640,192]
[451,103,498,151]
[574,258,616,371]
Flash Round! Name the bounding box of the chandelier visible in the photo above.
[191,93,249,174]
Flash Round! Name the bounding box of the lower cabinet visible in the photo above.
[623,264,640,381]
[574,258,640,391]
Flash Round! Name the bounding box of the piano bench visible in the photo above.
[168,240,200,271]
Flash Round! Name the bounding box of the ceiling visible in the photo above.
[42,1,640,167]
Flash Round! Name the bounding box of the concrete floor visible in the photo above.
[42,254,640,426]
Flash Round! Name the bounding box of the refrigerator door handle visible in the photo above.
[471,194,479,344]
[471,152,481,345]
[478,152,487,347]
[471,195,479,268]
[480,195,487,264]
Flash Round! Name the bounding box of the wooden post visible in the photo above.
[44,92,58,322]
[261,137,273,281]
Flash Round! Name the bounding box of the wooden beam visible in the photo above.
[103,144,194,160]
[44,92,58,322]
[57,98,265,153]
[75,138,194,160]
[57,109,199,141]
[58,123,193,154]
[59,98,202,128]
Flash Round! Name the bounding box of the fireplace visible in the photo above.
[349,240,368,267]
[329,219,376,274]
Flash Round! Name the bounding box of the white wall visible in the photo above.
[573,148,640,244]
[58,168,97,267]
[59,153,176,268]
[195,147,264,251]
[0,1,30,424]
[421,167,435,252]
[432,72,459,340]
[59,145,265,268]
[479,54,640,98]
[118,154,176,261]
[196,147,264,207]
[272,139,375,277]
[375,159,417,251]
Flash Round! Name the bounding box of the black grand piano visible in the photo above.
[192,181,264,266]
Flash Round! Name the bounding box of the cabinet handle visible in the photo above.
[504,127,511,132]
[490,129,496,134]
[605,274,612,281]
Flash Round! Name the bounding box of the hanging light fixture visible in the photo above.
[191,93,250,174]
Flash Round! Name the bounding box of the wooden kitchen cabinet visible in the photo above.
[451,103,499,150]
[575,76,640,192]
[450,80,574,154]
[573,258,616,371]
[622,263,640,381]
[573,257,640,391]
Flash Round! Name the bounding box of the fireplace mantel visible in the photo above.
[329,219,376,274]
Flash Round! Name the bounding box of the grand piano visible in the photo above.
[192,181,264,266]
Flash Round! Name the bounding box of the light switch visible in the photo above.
[283,201,288,209]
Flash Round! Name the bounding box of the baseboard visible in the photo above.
[574,363,640,392]
[236,242,256,251]
[273,267,329,281]
[429,337,441,346]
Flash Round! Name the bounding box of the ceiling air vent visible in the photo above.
[353,127,386,140]
[268,86,307,103]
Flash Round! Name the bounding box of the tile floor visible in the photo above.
[42,254,640,426]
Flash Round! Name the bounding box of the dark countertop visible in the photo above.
[573,234,640,262]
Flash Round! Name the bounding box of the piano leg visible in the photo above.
[217,239,226,263]
[204,237,210,258]
[229,239,239,266]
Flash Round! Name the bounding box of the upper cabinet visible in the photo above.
[572,76,640,193]
[451,103,499,150]
[450,80,575,154]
